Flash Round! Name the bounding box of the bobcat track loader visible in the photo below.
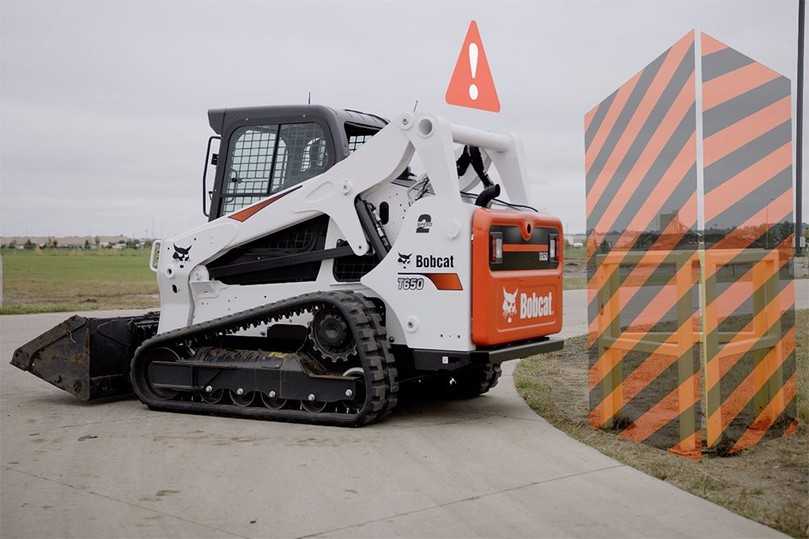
[12,105,564,426]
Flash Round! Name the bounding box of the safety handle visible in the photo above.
[450,124,511,153]
[202,135,220,217]
[149,240,162,272]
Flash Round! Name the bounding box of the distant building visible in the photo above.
[566,233,586,247]
[1,235,150,249]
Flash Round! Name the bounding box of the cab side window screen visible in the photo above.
[277,123,328,190]
[345,123,378,153]
[222,123,329,214]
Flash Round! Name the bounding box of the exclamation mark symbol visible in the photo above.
[468,42,479,100]
[445,21,499,111]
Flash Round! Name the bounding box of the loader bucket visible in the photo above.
[11,314,159,401]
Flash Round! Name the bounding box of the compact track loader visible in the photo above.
[12,105,564,426]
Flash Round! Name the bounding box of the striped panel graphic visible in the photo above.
[584,31,702,456]
[700,33,796,454]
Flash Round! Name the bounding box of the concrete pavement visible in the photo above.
[2,287,803,539]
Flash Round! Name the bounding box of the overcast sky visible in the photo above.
[0,0,804,237]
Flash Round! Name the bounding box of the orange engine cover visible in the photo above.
[471,208,563,346]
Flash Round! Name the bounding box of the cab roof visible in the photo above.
[207,104,387,135]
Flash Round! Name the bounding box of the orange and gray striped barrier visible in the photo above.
[585,31,702,457]
[700,33,797,455]
[584,31,797,458]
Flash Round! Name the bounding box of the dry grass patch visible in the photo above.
[515,310,809,538]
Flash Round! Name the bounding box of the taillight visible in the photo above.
[490,231,503,264]
[549,234,557,261]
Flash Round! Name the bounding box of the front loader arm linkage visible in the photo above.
[130,292,398,427]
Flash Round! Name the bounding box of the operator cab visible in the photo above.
[204,105,386,220]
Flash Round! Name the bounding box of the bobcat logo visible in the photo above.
[397,252,412,269]
[502,288,518,323]
[172,244,191,262]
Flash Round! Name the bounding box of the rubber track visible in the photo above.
[130,291,398,426]
[454,362,502,398]
[478,363,502,394]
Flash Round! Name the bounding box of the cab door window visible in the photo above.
[221,122,329,214]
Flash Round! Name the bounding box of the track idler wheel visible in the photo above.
[200,386,224,404]
[301,395,328,413]
[147,348,182,400]
[260,391,287,410]
[229,389,255,407]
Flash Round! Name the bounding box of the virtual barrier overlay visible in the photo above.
[700,33,797,455]
[585,31,701,457]
[584,31,797,458]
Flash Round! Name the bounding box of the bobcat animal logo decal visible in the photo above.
[172,244,191,263]
[397,252,412,269]
[502,288,518,323]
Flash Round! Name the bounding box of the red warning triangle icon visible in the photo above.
[445,21,500,112]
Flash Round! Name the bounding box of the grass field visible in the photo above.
[0,246,588,314]
[0,249,158,314]
[515,309,808,538]
[563,244,586,290]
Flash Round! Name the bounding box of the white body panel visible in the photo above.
[153,113,532,353]
[361,197,476,351]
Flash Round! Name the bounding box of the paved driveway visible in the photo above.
[3,285,801,538]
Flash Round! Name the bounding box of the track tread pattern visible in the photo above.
[130,291,398,427]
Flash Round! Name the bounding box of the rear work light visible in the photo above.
[490,231,503,264]
[549,234,557,261]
